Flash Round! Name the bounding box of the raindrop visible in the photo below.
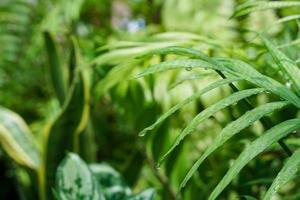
[285,81,292,88]
[185,67,192,71]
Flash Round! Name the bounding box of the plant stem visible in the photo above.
[144,154,180,200]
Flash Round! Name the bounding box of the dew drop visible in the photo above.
[285,81,292,88]
[185,67,192,71]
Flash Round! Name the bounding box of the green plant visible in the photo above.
[54,153,155,200]
[132,1,300,199]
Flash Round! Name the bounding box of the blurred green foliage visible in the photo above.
[0,0,300,200]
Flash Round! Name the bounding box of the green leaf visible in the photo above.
[180,101,289,189]
[139,77,242,136]
[242,196,258,200]
[0,107,40,169]
[126,189,156,200]
[44,31,67,105]
[43,69,90,200]
[54,153,103,200]
[263,148,300,200]
[93,41,195,66]
[95,60,139,98]
[158,88,265,166]
[208,119,300,200]
[260,34,300,96]
[232,1,300,18]
[136,48,300,108]
[217,58,300,108]
[89,163,131,199]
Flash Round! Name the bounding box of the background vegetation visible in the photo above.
[1,0,300,199]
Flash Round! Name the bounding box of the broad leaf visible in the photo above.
[126,189,156,200]
[0,107,40,169]
[54,153,103,200]
[89,163,131,200]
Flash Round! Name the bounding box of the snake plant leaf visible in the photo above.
[44,31,67,105]
[263,148,300,200]
[208,119,300,200]
[180,101,289,189]
[44,69,90,200]
[158,88,265,166]
[139,77,242,136]
[54,153,104,200]
[232,1,300,18]
[0,107,40,169]
[260,34,300,96]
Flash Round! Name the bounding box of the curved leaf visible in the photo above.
[43,69,90,200]
[232,1,300,18]
[263,148,300,200]
[0,107,40,169]
[139,77,242,136]
[209,119,300,200]
[158,88,265,166]
[54,153,103,200]
[180,101,289,189]
[127,189,156,200]
[260,34,300,96]
[44,31,67,105]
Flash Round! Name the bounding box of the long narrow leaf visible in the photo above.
[180,101,289,189]
[158,88,265,166]
[44,31,67,105]
[232,1,300,18]
[263,148,300,200]
[260,34,300,96]
[136,57,300,108]
[43,70,89,200]
[139,77,242,136]
[209,119,300,200]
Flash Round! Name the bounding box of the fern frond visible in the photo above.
[263,148,300,199]
[209,119,300,200]
[0,0,33,66]
[139,77,242,136]
[232,1,300,18]
[157,88,265,166]
[180,101,289,189]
